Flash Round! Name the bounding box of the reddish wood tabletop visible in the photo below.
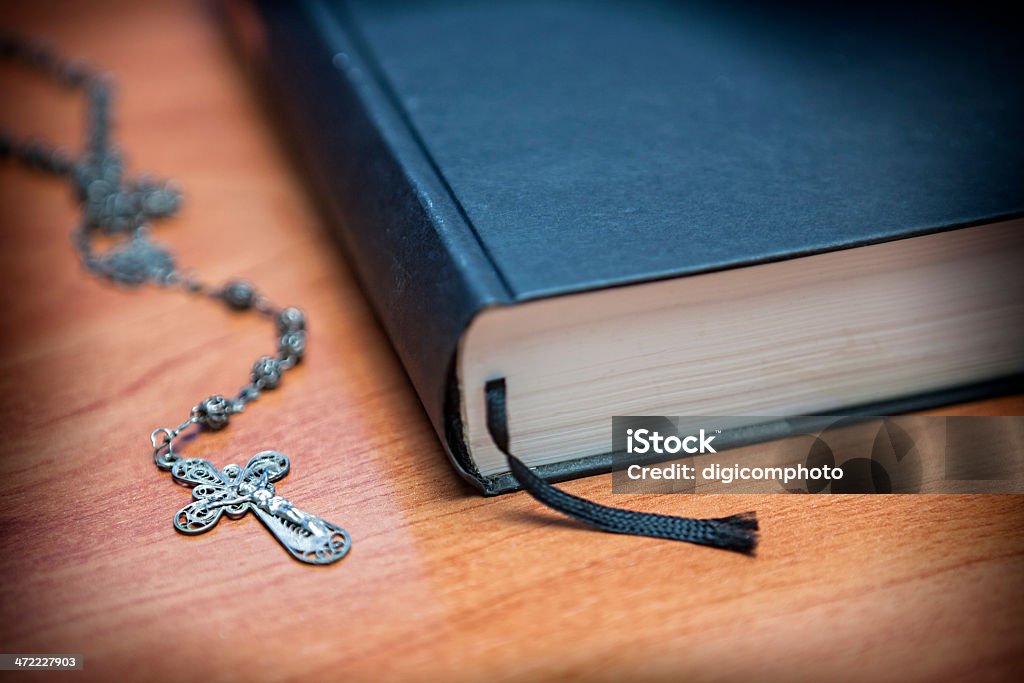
[1,2,1021,681]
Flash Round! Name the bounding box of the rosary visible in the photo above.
[4,36,760,559]
[1,37,351,565]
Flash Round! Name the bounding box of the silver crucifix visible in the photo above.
[169,451,351,565]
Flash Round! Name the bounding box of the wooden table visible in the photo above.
[1,2,1021,681]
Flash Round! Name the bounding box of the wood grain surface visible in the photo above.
[1,2,1021,681]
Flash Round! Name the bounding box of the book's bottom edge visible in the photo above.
[459,373,1024,496]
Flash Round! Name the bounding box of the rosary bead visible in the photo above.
[193,395,231,430]
[251,356,283,389]
[98,237,175,286]
[278,330,306,362]
[277,306,305,333]
[222,279,256,310]
[139,182,182,217]
[74,148,123,203]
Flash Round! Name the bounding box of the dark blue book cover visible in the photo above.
[232,0,1024,492]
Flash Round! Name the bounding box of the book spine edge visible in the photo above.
[226,0,510,492]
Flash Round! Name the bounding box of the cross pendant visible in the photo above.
[169,451,351,565]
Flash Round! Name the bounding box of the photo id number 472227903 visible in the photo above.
[0,654,84,670]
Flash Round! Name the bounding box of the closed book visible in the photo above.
[228,0,1024,494]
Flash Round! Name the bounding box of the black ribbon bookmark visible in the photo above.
[485,379,759,555]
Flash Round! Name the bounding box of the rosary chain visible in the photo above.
[1,34,308,469]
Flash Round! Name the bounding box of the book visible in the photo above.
[228,0,1024,494]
